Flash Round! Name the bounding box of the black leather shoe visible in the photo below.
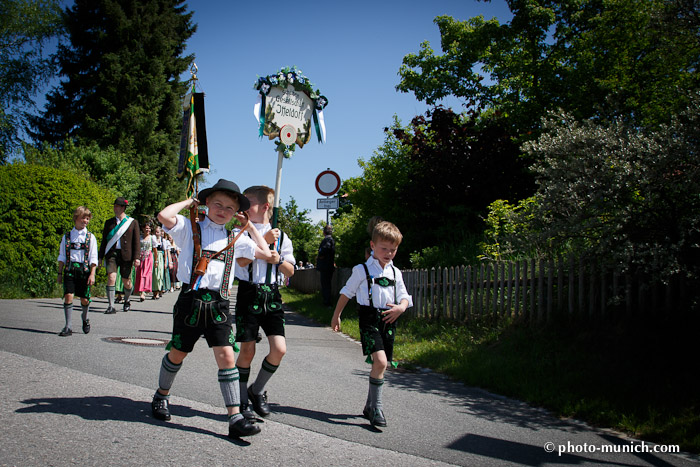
[362,406,371,420]
[369,408,387,427]
[82,320,91,334]
[247,388,270,417]
[58,327,72,337]
[151,396,171,421]
[228,417,261,438]
[123,301,131,312]
[240,402,257,421]
[105,306,117,314]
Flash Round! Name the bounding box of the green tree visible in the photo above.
[277,197,321,265]
[0,0,62,162]
[0,162,116,296]
[397,0,700,132]
[483,96,700,279]
[23,140,142,209]
[31,0,196,214]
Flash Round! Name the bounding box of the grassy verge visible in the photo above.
[280,287,700,454]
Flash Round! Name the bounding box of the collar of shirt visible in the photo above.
[200,216,226,232]
[366,255,393,274]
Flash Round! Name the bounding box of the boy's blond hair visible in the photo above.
[244,185,275,206]
[372,221,403,245]
[72,206,92,222]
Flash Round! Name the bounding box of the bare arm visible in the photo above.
[158,198,196,230]
[331,294,351,331]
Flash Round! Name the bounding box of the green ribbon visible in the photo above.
[312,107,322,143]
[259,94,266,138]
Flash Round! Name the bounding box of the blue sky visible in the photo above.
[182,1,513,222]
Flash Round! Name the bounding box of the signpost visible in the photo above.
[315,169,341,225]
[253,66,328,282]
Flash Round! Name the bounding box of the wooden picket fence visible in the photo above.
[402,256,693,322]
[288,257,694,323]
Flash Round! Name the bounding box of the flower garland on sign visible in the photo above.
[254,66,328,158]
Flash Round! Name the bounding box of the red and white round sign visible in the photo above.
[315,170,341,196]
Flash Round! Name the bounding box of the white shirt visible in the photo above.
[58,227,98,266]
[164,214,256,290]
[234,222,295,284]
[340,256,413,309]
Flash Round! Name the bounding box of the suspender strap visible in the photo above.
[189,212,249,298]
[361,263,397,308]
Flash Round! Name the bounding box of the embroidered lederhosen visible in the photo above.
[246,230,285,316]
[63,231,92,298]
[183,224,236,323]
[167,225,237,353]
[64,231,91,274]
[358,264,398,365]
[235,231,286,342]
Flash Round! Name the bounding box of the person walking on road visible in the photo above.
[56,206,98,336]
[98,197,140,314]
[234,185,295,421]
[331,221,413,428]
[149,179,272,439]
[316,224,335,307]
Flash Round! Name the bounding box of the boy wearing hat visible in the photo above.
[56,206,98,336]
[99,197,141,313]
[150,179,272,439]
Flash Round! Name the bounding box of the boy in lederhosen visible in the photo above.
[57,206,98,336]
[331,221,413,428]
[150,179,273,439]
[234,185,295,420]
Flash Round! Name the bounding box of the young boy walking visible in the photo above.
[150,179,272,439]
[56,206,98,336]
[331,221,412,428]
[234,185,295,420]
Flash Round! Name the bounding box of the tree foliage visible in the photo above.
[0,0,62,162]
[482,96,700,279]
[334,109,534,268]
[397,0,700,133]
[31,0,196,214]
[23,140,142,205]
[277,197,322,265]
[0,162,117,284]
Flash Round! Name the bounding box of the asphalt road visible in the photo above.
[1,289,698,466]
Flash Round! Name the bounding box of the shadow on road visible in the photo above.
[448,433,642,466]
[0,325,57,336]
[381,369,584,433]
[15,395,244,443]
[271,403,379,431]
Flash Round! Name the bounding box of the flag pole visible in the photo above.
[265,148,284,284]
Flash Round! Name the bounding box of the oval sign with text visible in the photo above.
[315,170,341,196]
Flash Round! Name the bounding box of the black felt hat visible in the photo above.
[114,197,129,207]
[197,179,250,212]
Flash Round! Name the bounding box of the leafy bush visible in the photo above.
[0,162,116,297]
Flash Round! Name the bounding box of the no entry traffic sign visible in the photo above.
[315,170,341,196]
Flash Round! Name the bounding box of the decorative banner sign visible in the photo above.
[315,170,341,196]
[253,66,328,283]
[254,66,328,158]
